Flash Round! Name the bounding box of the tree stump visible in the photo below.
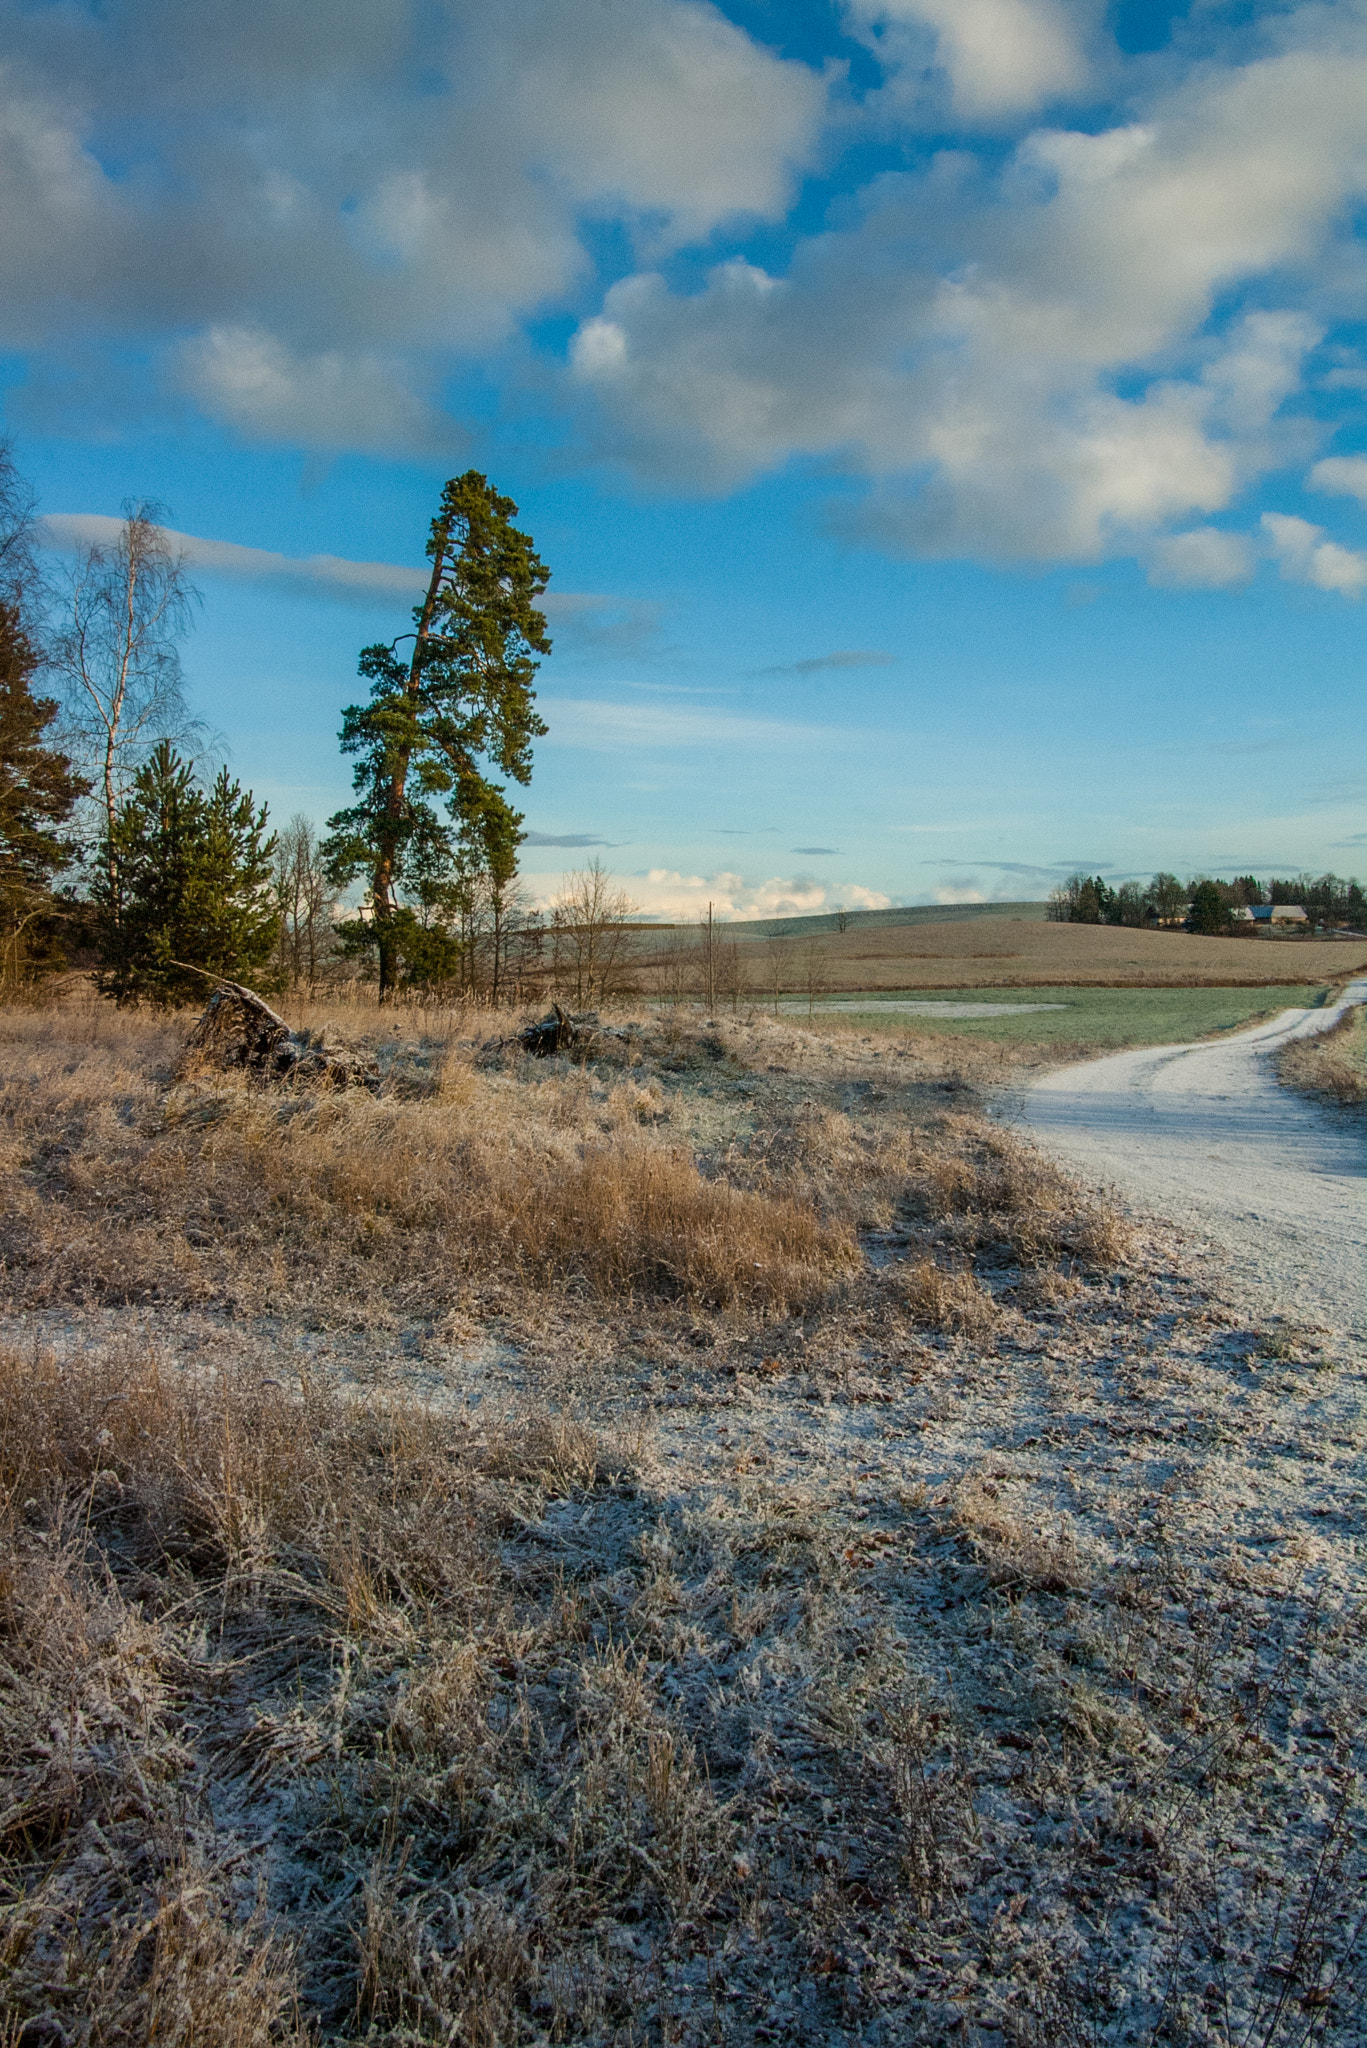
[182,982,380,1090]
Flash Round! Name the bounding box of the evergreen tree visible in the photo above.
[322,472,550,999]
[95,743,277,1005]
[1187,879,1231,936]
[0,604,88,989]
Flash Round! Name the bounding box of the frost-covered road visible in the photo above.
[1012,980,1367,1336]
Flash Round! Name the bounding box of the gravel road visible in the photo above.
[1010,979,1367,1336]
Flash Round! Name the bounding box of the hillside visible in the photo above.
[726,912,1367,990]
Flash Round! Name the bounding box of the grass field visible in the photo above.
[724,912,1367,989]
[784,981,1331,1047]
[4,997,1367,2043]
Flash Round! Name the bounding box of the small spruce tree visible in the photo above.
[95,743,277,1005]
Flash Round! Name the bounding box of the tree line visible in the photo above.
[1049,871,1367,935]
[0,445,567,1005]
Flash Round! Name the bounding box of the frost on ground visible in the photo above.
[1,998,1365,2046]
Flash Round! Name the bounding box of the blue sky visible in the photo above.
[7,0,1367,918]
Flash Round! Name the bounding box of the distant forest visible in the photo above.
[1049,871,1367,935]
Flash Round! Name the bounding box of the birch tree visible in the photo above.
[49,503,199,907]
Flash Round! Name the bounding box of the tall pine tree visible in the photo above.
[323,472,549,999]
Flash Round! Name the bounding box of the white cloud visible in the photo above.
[1263,511,1367,597]
[0,0,825,448]
[847,0,1091,119]
[489,0,823,241]
[570,32,1367,557]
[175,325,449,454]
[1309,455,1367,507]
[932,883,988,903]
[5,0,1367,580]
[38,518,660,647]
[1147,527,1254,589]
[41,513,430,600]
[541,696,839,751]
[527,867,892,921]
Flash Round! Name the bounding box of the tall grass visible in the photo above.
[1279,1005,1367,1107]
[0,1001,855,1319]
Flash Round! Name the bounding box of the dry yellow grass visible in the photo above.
[2,996,1364,2044]
[729,912,1367,989]
[0,999,855,1321]
[0,996,1122,1336]
[0,1341,724,2043]
[1279,1005,1367,1108]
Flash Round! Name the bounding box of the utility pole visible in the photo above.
[705,900,716,1013]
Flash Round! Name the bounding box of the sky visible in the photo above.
[5,0,1367,919]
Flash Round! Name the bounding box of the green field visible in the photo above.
[785,983,1332,1048]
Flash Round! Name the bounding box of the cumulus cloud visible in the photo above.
[1263,512,1367,596]
[0,0,825,448]
[1310,455,1367,507]
[571,868,893,921]
[846,0,1091,119]
[5,0,1367,582]
[175,327,447,455]
[570,25,1367,558]
[1147,527,1255,588]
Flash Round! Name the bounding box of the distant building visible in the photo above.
[1246,903,1308,924]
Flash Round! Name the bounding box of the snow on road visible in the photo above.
[1009,980,1367,1336]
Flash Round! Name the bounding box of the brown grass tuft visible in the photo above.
[906,1119,1132,1270]
[892,1257,998,1334]
[952,1477,1094,1596]
[1279,1005,1367,1108]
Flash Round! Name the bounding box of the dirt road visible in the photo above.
[1012,980,1367,1335]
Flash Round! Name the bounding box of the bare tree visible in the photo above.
[699,899,718,1012]
[799,935,832,1019]
[273,815,336,991]
[648,930,692,1007]
[49,503,200,896]
[717,935,750,1014]
[551,860,640,1007]
[764,932,794,1017]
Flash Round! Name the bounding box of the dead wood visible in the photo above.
[516,1004,641,1059]
[182,981,380,1091]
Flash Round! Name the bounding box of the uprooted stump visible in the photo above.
[517,1004,640,1059]
[518,1003,581,1056]
[182,983,381,1091]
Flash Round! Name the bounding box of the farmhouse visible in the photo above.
[1244,903,1308,924]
